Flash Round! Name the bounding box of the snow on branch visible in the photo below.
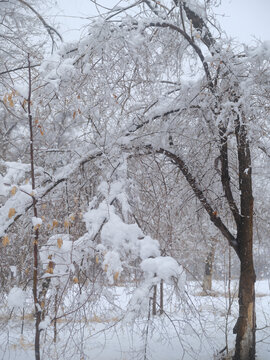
[0,149,103,237]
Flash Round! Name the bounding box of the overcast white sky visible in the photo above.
[220,0,270,43]
[51,0,270,44]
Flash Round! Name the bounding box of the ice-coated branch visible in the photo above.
[0,63,41,76]
[17,0,62,50]
[156,147,239,255]
[146,21,213,90]
[0,150,103,238]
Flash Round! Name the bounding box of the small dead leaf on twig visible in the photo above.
[10,186,17,196]
[34,225,40,231]
[2,236,9,246]
[8,208,16,218]
[52,219,58,228]
[69,214,75,222]
[57,238,63,249]
[46,261,54,274]
[64,220,70,228]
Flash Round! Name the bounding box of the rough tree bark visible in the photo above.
[232,112,256,360]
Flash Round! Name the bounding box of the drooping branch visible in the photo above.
[156,147,239,255]
[17,0,62,49]
[106,1,144,21]
[147,21,214,90]
[1,150,103,237]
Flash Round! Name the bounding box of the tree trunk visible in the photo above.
[233,220,256,360]
[203,243,215,292]
[233,119,256,360]
[27,54,41,360]
[152,284,157,316]
[160,280,164,315]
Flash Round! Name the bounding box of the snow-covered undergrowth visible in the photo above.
[1,280,270,360]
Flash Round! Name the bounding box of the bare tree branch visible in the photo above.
[0,63,40,76]
[17,0,63,50]
[146,21,214,90]
[156,147,239,255]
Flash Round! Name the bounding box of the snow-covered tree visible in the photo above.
[1,1,270,359]
[38,1,270,359]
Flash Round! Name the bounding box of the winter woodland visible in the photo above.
[1,1,270,359]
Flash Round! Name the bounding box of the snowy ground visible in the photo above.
[1,280,270,360]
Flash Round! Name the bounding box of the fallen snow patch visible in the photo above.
[7,287,26,308]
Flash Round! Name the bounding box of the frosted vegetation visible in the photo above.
[0,1,270,359]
